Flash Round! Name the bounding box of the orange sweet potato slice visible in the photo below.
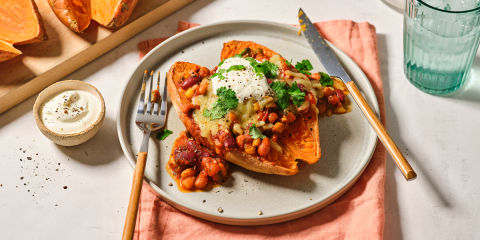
[48,0,91,33]
[91,0,138,29]
[220,40,321,164]
[0,39,21,62]
[0,0,47,45]
[167,62,298,175]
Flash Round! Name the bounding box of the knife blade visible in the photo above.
[297,8,352,83]
[298,8,417,181]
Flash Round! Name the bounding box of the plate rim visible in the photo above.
[116,19,379,226]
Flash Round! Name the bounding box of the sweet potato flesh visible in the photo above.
[49,0,91,33]
[0,0,44,44]
[0,39,21,62]
[91,0,119,25]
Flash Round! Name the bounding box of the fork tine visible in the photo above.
[136,70,148,114]
[153,72,160,115]
[146,71,154,115]
[160,73,168,122]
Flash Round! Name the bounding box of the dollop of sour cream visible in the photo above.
[40,90,101,134]
[211,57,272,101]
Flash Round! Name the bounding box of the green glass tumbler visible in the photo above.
[404,0,480,95]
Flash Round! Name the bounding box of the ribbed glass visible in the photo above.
[403,0,480,95]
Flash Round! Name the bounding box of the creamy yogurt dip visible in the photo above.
[40,90,101,134]
[211,57,273,101]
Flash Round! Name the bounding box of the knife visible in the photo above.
[298,8,417,181]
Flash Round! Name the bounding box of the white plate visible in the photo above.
[117,20,379,225]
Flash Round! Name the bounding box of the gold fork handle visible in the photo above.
[122,152,148,240]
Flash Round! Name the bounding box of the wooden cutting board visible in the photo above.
[0,0,194,114]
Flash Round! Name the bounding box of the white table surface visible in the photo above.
[1,0,479,239]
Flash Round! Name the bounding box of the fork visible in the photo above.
[122,70,168,240]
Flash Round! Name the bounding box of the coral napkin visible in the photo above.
[135,20,386,240]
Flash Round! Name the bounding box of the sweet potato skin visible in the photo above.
[91,0,138,29]
[48,0,91,33]
[0,40,21,62]
[221,40,321,164]
[167,62,298,176]
[0,0,47,45]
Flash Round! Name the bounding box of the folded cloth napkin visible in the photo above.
[135,20,386,240]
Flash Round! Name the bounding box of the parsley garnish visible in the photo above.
[203,87,238,119]
[245,57,278,78]
[211,68,226,80]
[287,82,305,107]
[319,72,333,86]
[234,48,248,58]
[295,59,313,75]
[270,81,290,110]
[285,59,292,66]
[227,65,246,72]
[218,59,226,66]
[249,124,265,139]
[156,129,173,140]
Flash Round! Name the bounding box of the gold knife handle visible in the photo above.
[345,81,417,181]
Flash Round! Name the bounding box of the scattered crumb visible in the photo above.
[217,207,223,213]
[258,211,263,216]
[309,198,312,201]
[23,150,26,153]
[228,191,233,194]
[58,163,61,165]
[35,153,38,156]
[0,184,2,187]
[202,200,206,203]
[20,177,24,180]
[168,182,173,187]
[244,179,248,182]
[55,204,58,207]
[55,169,59,171]
[63,186,68,189]
[27,157,32,160]
[215,190,220,193]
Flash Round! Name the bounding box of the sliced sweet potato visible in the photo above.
[48,0,91,33]
[220,40,321,164]
[0,0,46,45]
[91,0,138,29]
[167,62,299,175]
[0,39,21,62]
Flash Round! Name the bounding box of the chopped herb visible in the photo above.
[156,129,173,140]
[285,59,292,66]
[270,81,289,110]
[249,124,265,139]
[234,48,248,57]
[295,59,313,75]
[211,69,226,80]
[227,65,246,72]
[287,82,305,107]
[218,59,226,66]
[245,57,278,78]
[319,72,333,86]
[204,87,238,119]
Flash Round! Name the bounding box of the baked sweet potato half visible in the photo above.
[91,0,138,29]
[167,41,353,176]
[0,40,21,62]
[48,0,91,33]
[0,0,46,44]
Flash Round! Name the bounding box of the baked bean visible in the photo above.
[198,67,210,78]
[181,168,196,179]
[323,87,335,97]
[257,138,271,157]
[194,171,208,189]
[252,138,261,147]
[328,95,340,106]
[197,78,209,95]
[272,122,286,134]
[236,134,247,147]
[223,136,235,150]
[335,89,345,102]
[285,111,296,123]
[271,134,278,142]
[244,143,256,155]
[268,112,278,123]
[181,176,196,190]
[181,76,198,89]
